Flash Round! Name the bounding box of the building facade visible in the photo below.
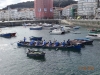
[0,8,35,21]
[62,4,77,19]
[34,0,53,19]
[78,0,98,19]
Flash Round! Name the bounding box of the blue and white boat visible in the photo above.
[30,36,42,41]
[30,26,42,30]
[0,33,16,38]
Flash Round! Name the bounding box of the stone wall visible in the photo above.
[65,19,100,28]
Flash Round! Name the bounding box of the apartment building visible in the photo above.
[62,4,77,19]
[77,0,97,19]
[0,8,35,21]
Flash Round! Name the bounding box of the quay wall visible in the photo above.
[62,19,100,28]
[0,19,59,27]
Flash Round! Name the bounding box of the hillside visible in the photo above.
[3,0,77,10]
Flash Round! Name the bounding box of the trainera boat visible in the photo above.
[17,41,81,51]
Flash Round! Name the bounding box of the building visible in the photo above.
[0,8,35,21]
[62,4,77,19]
[34,0,53,19]
[77,0,98,19]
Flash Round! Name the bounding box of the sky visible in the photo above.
[0,0,78,9]
[0,0,33,9]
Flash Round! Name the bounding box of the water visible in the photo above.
[0,26,100,75]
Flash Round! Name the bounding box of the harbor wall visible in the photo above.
[0,19,59,27]
[61,19,100,28]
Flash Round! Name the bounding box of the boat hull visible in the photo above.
[27,53,45,59]
[17,42,81,51]
[0,33,16,38]
[30,36,42,41]
[30,27,42,30]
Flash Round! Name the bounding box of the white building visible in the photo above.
[78,0,97,19]
[62,4,77,19]
[0,8,35,21]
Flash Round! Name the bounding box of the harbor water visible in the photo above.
[0,25,100,75]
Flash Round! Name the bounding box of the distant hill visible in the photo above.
[3,0,77,10]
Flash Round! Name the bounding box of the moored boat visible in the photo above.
[49,29,65,35]
[17,41,81,51]
[43,23,52,27]
[22,23,32,26]
[89,29,100,33]
[0,33,16,38]
[86,33,100,40]
[73,26,80,29]
[73,38,93,45]
[27,49,45,59]
[30,36,42,41]
[30,26,42,30]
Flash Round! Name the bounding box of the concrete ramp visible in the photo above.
[61,20,73,25]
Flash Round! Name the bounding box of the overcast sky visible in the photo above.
[0,0,33,9]
[0,0,78,9]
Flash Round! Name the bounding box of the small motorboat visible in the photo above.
[27,49,45,59]
[73,26,80,29]
[89,29,100,33]
[53,24,61,28]
[43,23,52,27]
[49,29,65,35]
[86,33,100,40]
[30,26,42,30]
[61,26,71,33]
[30,36,42,41]
[22,23,32,26]
[0,33,16,38]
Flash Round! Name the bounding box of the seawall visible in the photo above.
[61,19,100,28]
[0,19,59,27]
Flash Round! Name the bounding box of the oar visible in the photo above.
[56,48,58,50]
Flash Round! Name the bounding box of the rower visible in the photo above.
[49,40,52,46]
[24,37,26,43]
[30,40,35,45]
[67,39,70,46]
[54,40,59,47]
[62,40,66,46]
[42,40,46,46]
[35,40,39,46]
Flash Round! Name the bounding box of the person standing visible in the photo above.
[24,37,26,42]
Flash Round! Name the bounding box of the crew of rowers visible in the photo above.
[28,39,72,47]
